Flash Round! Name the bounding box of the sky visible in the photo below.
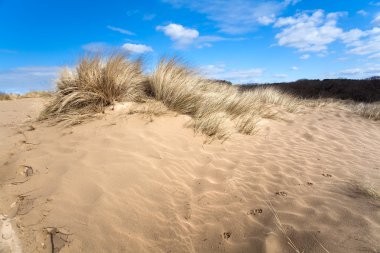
[0,0,380,93]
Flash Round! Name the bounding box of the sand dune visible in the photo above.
[0,98,379,253]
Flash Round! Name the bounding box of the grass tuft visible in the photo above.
[40,54,148,124]
[148,58,299,139]
[350,102,380,120]
[125,100,170,121]
[20,91,52,98]
[191,112,235,141]
[0,92,12,101]
[350,181,380,199]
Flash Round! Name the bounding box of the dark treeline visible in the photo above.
[238,78,380,103]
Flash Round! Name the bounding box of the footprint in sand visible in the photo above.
[0,215,22,253]
[183,202,192,220]
[46,227,71,253]
[24,165,34,177]
[275,191,287,196]
[173,189,192,220]
[16,197,34,216]
[302,132,314,141]
[264,233,283,253]
[223,232,231,240]
[247,209,263,216]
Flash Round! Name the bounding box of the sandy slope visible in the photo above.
[0,98,379,253]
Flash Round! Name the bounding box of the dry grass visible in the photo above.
[0,91,52,100]
[266,201,330,253]
[125,100,170,121]
[40,54,379,138]
[0,92,12,101]
[266,201,304,253]
[20,91,52,98]
[349,181,380,200]
[350,102,380,120]
[148,58,211,115]
[148,58,304,139]
[40,54,148,124]
[190,112,235,141]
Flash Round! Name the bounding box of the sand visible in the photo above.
[0,98,379,253]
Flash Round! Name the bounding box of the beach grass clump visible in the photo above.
[148,58,213,115]
[191,112,235,141]
[0,91,52,100]
[40,54,336,139]
[40,54,148,124]
[125,99,170,120]
[148,58,293,139]
[0,92,12,101]
[20,91,53,98]
[350,102,380,120]
[350,181,380,199]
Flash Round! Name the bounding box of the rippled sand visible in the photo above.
[0,98,379,253]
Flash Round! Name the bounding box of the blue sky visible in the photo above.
[0,0,380,93]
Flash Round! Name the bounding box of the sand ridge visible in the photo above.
[0,98,379,253]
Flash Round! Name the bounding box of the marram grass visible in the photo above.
[39,54,380,139]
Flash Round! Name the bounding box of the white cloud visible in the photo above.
[357,10,368,16]
[202,64,264,83]
[365,67,380,74]
[83,42,153,54]
[370,1,380,6]
[157,23,199,48]
[336,57,349,61]
[143,14,156,21]
[202,64,226,76]
[221,68,265,83]
[339,65,380,76]
[275,10,380,59]
[274,10,344,52]
[316,52,328,58]
[285,0,302,4]
[126,10,139,16]
[163,0,301,34]
[291,66,299,70]
[122,43,153,54]
[257,15,276,25]
[82,42,110,53]
[274,16,297,27]
[343,27,380,58]
[369,52,380,59]
[273,74,288,78]
[156,23,241,48]
[290,11,379,59]
[196,35,246,48]
[339,68,362,75]
[0,66,61,93]
[107,25,135,35]
[14,66,62,77]
[195,36,222,48]
[300,54,310,60]
[372,13,380,24]
[340,28,367,43]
